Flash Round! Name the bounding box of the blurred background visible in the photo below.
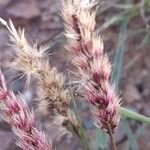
[0,0,150,149]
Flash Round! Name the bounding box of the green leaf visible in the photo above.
[108,3,134,10]
[120,107,150,124]
[99,13,125,31]
[68,73,90,150]
[110,17,139,150]
[110,17,127,90]
[122,119,139,150]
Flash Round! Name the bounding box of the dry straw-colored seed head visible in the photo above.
[36,60,70,117]
[0,18,47,85]
[0,18,80,139]
[0,18,70,117]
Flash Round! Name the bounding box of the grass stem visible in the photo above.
[107,124,117,150]
[68,73,90,150]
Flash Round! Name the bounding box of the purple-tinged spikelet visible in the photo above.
[0,70,52,150]
[62,0,121,133]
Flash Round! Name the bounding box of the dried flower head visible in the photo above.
[0,18,70,117]
[62,0,121,133]
[0,70,52,150]
[0,18,46,85]
[0,18,80,142]
[36,60,70,117]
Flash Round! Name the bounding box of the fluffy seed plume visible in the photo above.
[0,18,80,141]
[0,18,46,85]
[0,18,70,117]
[62,0,121,133]
[36,60,70,117]
[0,70,52,150]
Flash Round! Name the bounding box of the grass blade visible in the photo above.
[99,14,125,31]
[120,107,150,124]
[122,119,139,150]
[110,18,127,89]
[110,16,139,150]
[68,73,90,150]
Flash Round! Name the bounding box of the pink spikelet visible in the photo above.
[62,0,121,133]
[0,70,52,150]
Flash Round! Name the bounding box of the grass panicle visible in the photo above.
[0,70,52,150]
[62,0,121,134]
[0,17,83,148]
[0,18,71,118]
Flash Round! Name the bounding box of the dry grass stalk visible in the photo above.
[35,61,70,117]
[0,70,52,150]
[0,18,81,141]
[62,0,121,134]
[0,18,70,117]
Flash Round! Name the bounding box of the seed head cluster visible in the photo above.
[36,61,70,117]
[0,70,52,150]
[0,18,70,117]
[0,1,122,148]
[62,0,121,132]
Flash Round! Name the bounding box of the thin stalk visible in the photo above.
[120,107,150,124]
[68,74,90,150]
[107,124,117,150]
[72,95,90,150]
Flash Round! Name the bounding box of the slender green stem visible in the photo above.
[72,96,90,150]
[119,107,150,124]
[68,73,90,150]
